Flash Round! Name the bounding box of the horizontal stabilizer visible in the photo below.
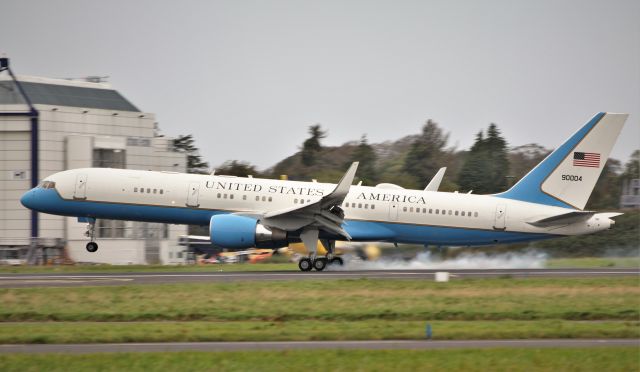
[527,211,595,227]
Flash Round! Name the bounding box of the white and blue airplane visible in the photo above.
[21,112,628,271]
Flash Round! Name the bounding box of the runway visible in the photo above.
[0,339,637,354]
[0,268,637,287]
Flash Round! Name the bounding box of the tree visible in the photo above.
[484,123,510,192]
[301,124,327,166]
[457,124,510,194]
[622,150,640,180]
[173,134,209,174]
[403,119,449,185]
[351,135,378,185]
[215,160,259,177]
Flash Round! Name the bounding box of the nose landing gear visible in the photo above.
[84,221,99,252]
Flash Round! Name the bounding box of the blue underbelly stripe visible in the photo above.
[33,189,555,246]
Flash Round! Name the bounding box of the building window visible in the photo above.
[97,220,125,238]
[93,149,126,168]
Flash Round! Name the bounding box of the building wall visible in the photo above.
[0,88,189,264]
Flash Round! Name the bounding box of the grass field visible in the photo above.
[1,277,638,343]
[0,320,637,344]
[1,348,637,372]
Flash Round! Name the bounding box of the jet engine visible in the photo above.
[209,214,288,249]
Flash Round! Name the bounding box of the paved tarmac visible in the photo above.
[0,339,637,354]
[0,268,637,287]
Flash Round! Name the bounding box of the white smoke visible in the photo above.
[331,250,548,270]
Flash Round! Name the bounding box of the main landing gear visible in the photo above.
[85,221,99,253]
[298,256,343,272]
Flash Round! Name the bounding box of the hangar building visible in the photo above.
[0,58,188,264]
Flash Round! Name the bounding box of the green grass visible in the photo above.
[546,257,640,268]
[1,278,638,322]
[0,320,637,344]
[1,348,638,372]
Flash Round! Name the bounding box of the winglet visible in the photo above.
[424,167,446,191]
[321,162,359,207]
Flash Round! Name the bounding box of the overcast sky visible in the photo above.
[2,0,638,170]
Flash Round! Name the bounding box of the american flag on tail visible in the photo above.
[573,152,600,168]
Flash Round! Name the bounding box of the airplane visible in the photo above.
[20,112,628,271]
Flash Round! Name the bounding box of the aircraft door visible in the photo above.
[388,202,399,221]
[493,204,506,230]
[73,174,88,200]
[186,182,200,207]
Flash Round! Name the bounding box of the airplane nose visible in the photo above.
[20,189,36,209]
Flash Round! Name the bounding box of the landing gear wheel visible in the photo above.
[329,257,344,266]
[298,258,312,272]
[313,258,327,271]
[86,242,98,253]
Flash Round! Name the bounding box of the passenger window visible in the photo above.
[134,187,138,192]
[358,203,362,208]
[262,196,266,202]
[448,210,452,215]
[230,194,234,200]
[409,207,413,212]
[268,197,272,202]
[146,188,151,193]
[160,190,163,195]
[403,207,407,212]
[224,194,228,199]
[435,209,439,214]
[468,211,472,217]
[429,209,433,214]
[455,211,459,216]
[153,189,157,194]
[243,195,247,200]
[474,212,478,217]
[217,193,221,198]
[371,205,375,210]
[461,211,465,216]
[364,204,368,209]
[255,196,260,201]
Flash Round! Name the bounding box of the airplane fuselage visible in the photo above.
[21,167,614,247]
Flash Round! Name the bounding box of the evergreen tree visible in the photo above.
[172,134,209,174]
[351,135,378,185]
[458,131,489,193]
[484,123,510,192]
[457,124,509,194]
[301,124,326,166]
[403,119,449,185]
[215,160,259,177]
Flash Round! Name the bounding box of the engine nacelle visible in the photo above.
[209,214,288,249]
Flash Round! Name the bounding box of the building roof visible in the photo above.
[0,78,140,112]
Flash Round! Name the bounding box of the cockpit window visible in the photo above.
[38,181,56,189]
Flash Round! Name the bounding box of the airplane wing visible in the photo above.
[424,167,446,192]
[259,162,359,241]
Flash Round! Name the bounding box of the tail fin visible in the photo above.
[496,112,628,210]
